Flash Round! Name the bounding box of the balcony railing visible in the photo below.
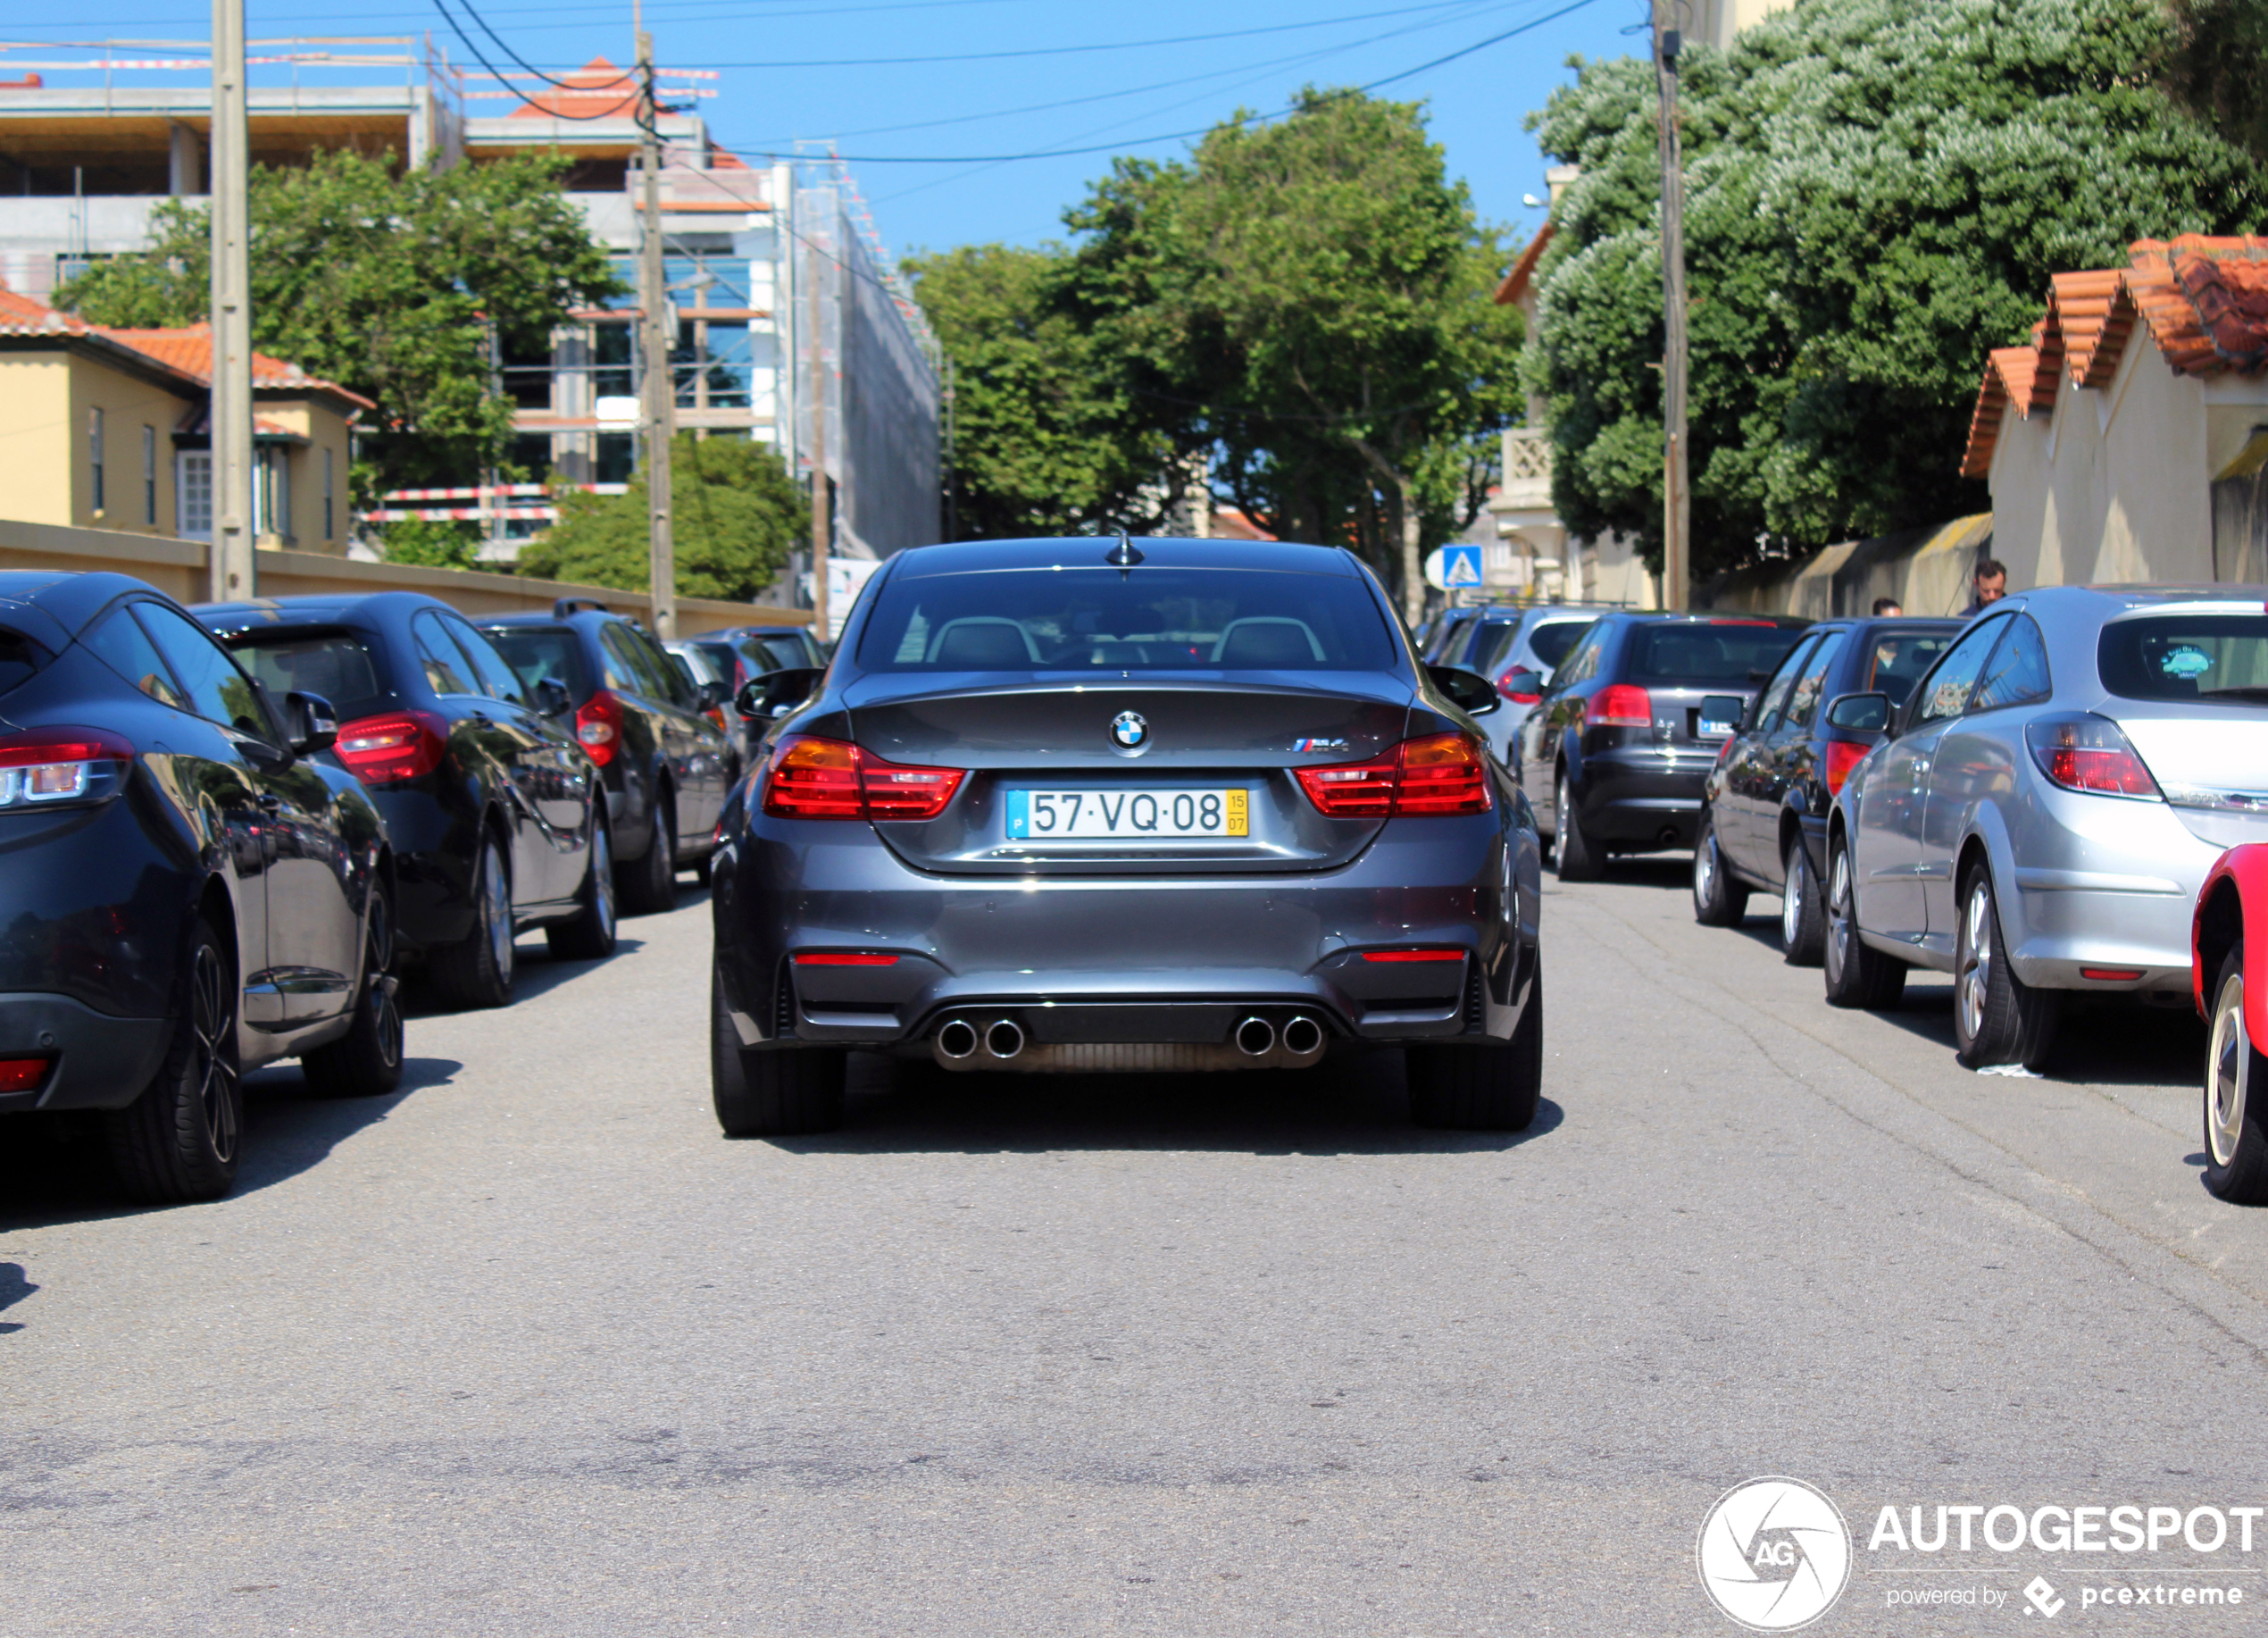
[1500,427,1555,507]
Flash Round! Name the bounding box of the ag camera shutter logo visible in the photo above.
[1697,1476,1853,1631]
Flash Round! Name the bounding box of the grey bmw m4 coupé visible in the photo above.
[707,538,1546,1135]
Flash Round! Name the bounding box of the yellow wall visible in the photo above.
[0,356,77,527]
[67,352,196,538]
[252,395,357,554]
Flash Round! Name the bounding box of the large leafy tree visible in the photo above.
[1525,0,2267,580]
[2161,0,2268,163]
[517,432,805,602]
[56,149,621,500]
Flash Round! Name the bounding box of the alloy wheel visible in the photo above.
[189,941,239,1162]
[1693,822,1718,915]
[2209,972,2251,1170]
[1958,879,1993,1043]
[1781,846,1805,948]
[369,895,404,1074]
[1555,778,1571,871]
[592,825,616,940]
[1827,847,1854,982]
[483,842,513,987]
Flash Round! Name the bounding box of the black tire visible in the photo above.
[694,852,714,888]
[2204,946,2268,1204]
[618,790,678,916]
[711,965,845,1135]
[1691,806,1749,926]
[1780,832,1827,966]
[1552,772,1605,882]
[1953,861,2061,1071]
[546,818,619,960]
[104,918,241,1204]
[1409,965,1544,1131]
[429,833,514,1010]
[300,885,405,1099]
[1822,832,1907,1010]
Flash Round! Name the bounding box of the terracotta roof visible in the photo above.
[508,56,641,121]
[0,285,372,411]
[0,285,93,336]
[1493,222,1555,307]
[1962,237,2268,478]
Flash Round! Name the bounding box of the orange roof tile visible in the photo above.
[508,56,640,121]
[1493,222,1555,308]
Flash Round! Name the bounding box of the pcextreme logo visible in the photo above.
[1697,1477,1854,1632]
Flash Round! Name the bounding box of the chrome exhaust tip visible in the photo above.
[984,1019,1026,1060]
[1281,1015,1323,1057]
[937,1018,979,1060]
[1235,1016,1276,1057]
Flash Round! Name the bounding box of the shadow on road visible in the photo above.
[762,1047,1566,1157]
[0,1262,33,1333]
[1854,978,2199,1086]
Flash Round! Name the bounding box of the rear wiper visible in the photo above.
[2199,687,2268,704]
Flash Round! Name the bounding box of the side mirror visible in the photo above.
[1497,668,1545,703]
[1697,695,1746,739]
[738,666,823,720]
[1823,690,1891,734]
[286,690,338,756]
[1427,664,1500,716]
[533,677,571,718]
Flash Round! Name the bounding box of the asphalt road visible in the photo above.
[4,860,2265,1636]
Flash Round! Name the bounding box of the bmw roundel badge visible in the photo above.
[1109,710,1148,749]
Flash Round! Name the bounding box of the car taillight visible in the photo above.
[0,1056,52,1092]
[334,711,448,785]
[791,952,899,965]
[1496,669,1542,706]
[1589,683,1653,729]
[1823,739,1871,797]
[0,726,134,806]
[2025,715,2162,800]
[761,735,965,821]
[576,689,624,767]
[1361,949,1466,963]
[1295,732,1492,818]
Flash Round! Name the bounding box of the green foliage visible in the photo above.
[1525,0,2268,579]
[2161,0,2268,163]
[56,149,622,496]
[375,517,484,569]
[517,432,806,601]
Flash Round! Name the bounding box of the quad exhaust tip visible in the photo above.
[937,1018,979,1060]
[1282,1015,1323,1057]
[1235,1016,1276,1057]
[984,1018,1025,1060]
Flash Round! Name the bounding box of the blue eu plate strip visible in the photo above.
[1005,788,1030,840]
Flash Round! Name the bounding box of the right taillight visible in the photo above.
[1823,739,1871,797]
[334,711,448,785]
[1496,669,1542,706]
[762,735,965,821]
[576,689,624,767]
[2025,715,2162,800]
[1589,683,1653,729]
[1296,732,1492,818]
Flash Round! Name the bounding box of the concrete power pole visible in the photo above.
[208,0,254,601]
[1654,2,1689,612]
[635,24,676,639]
[805,227,830,644]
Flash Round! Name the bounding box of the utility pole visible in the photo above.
[635,15,676,639]
[1654,1,1689,611]
[208,0,254,600]
[806,227,830,644]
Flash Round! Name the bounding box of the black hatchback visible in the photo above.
[479,604,739,914]
[198,593,616,1007]
[1516,612,1812,879]
[1692,615,1960,959]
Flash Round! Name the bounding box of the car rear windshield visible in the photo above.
[1527,619,1593,671]
[2098,615,2268,701]
[1863,631,1957,705]
[486,628,586,696]
[225,630,390,720]
[0,629,48,698]
[1628,621,1807,685]
[857,567,1397,672]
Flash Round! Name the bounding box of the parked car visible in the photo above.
[707,623,830,673]
[664,635,778,762]
[1691,615,1961,960]
[1468,606,1613,766]
[198,593,615,1008]
[479,602,739,912]
[2192,844,2268,1202]
[707,536,1543,1136]
[1517,612,1812,880]
[0,571,400,1203]
[1825,586,2268,1071]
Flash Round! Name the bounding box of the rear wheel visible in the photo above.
[429,835,514,1010]
[1780,832,1827,966]
[301,887,405,1099]
[1691,807,1748,926]
[2204,948,2268,1204]
[1409,965,1543,1131]
[1953,863,2060,1071]
[546,820,618,960]
[1822,834,1906,1010]
[619,790,678,915]
[1552,773,1604,882]
[104,919,241,1204]
[711,965,845,1135]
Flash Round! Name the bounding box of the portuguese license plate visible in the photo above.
[1005,788,1249,841]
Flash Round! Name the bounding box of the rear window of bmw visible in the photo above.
[858,567,1397,672]
[2099,615,2268,702]
[226,629,391,721]
[1629,621,1807,685]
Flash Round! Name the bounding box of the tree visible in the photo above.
[56,149,621,502]
[1525,0,2267,580]
[517,432,805,602]
[2161,0,2268,163]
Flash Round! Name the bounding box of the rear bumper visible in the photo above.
[371,787,480,954]
[0,992,170,1114]
[1997,792,2227,995]
[1576,747,1715,848]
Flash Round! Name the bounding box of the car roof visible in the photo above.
[1615,610,1811,627]
[0,568,188,641]
[888,536,1361,578]
[194,590,450,631]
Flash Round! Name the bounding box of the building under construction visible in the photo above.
[0,41,943,571]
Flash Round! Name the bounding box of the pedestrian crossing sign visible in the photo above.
[1443,545,1482,588]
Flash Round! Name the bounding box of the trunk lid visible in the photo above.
[2112,702,2268,849]
[844,673,1413,876]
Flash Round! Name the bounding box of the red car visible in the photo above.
[2191,846,2268,1202]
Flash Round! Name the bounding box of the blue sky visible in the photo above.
[4,0,1644,264]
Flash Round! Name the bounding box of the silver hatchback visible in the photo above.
[1823,587,2268,1069]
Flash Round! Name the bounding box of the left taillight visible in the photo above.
[762,735,966,822]
[1296,731,1493,818]
[0,726,134,807]
[1823,739,1871,797]
[334,711,449,785]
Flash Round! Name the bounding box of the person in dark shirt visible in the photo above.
[1964,558,2007,616]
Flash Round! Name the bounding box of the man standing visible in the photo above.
[1964,558,2007,616]
[1872,597,1904,617]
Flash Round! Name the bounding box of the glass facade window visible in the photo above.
[595,431,636,485]
[178,450,213,539]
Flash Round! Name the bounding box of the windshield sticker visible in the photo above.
[2161,645,2214,680]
